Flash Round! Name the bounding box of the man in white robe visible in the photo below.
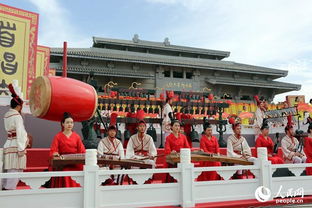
[126,120,157,168]
[281,125,306,163]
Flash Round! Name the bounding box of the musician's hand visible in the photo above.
[171,150,177,154]
[295,152,302,157]
[149,156,155,160]
[53,152,60,158]
[268,154,273,157]
[18,150,26,157]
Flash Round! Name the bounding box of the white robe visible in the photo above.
[281,135,306,163]
[227,134,252,159]
[97,137,124,159]
[254,107,265,139]
[3,109,28,170]
[162,103,173,135]
[126,134,157,167]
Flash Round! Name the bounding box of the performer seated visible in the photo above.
[2,84,28,190]
[304,123,312,175]
[164,120,190,156]
[227,118,256,179]
[255,120,284,164]
[97,125,124,185]
[126,120,157,168]
[197,122,221,181]
[50,112,86,188]
[281,116,306,163]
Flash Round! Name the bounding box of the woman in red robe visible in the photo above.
[50,112,86,188]
[198,123,221,181]
[164,120,190,155]
[304,124,312,175]
[255,120,283,164]
[164,120,190,182]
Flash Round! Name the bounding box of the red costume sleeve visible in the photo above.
[164,135,172,155]
[200,136,209,153]
[304,137,312,158]
[76,133,86,153]
[50,133,60,157]
[255,135,262,157]
[214,137,220,154]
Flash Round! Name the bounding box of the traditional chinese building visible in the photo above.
[50,35,300,102]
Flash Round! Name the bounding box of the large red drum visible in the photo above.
[29,76,97,121]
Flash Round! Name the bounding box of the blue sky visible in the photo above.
[3,0,312,102]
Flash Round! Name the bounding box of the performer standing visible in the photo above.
[198,122,221,181]
[2,84,28,190]
[126,120,157,167]
[281,116,306,163]
[164,120,190,155]
[162,91,174,142]
[254,95,266,140]
[304,123,312,175]
[255,120,284,164]
[50,112,86,188]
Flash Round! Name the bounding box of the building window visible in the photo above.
[173,71,183,78]
[186,72,193,79]
[163,70,170,77]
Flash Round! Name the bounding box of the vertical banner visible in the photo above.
[36,45,50,77]
[0,3,38,99]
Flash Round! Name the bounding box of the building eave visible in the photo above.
[51,48,287,77]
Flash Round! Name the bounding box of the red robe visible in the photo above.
[164,133,190,155]
[255,134,283,164]
[304,137,312,175]
[198,135,221,181]
[50,131,86,187]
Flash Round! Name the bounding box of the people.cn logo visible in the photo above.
[255,186,271,202]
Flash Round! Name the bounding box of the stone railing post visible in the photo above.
[178,148,195,208]
[84,149,99,208]
[256,147,273,200]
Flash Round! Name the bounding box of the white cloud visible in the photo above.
[28,0,90,47]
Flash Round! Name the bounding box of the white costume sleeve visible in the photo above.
[148,136,157,157]
[15,115,28,152]
[227,137,241,158]
[254,108,264,128]
[97,140,105,156]
[126,136,135,159]
[281,137,295,160]
[118,143,125,159]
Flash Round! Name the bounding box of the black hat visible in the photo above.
[203,122,212,131]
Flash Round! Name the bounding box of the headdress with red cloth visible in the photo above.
[229,117,240,130]
[8,84,23,106]
[136,109,145,121]
[166,90,174,101]
[137,120,146,126]
[110,112,118,126]
[254,95,261,106]
[285,115,293,132]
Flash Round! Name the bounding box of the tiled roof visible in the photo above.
[51,47,288,77]
[206,77,301,91]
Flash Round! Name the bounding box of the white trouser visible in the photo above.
[2,169,22,190]
[293,156,307,163]
[237,157,256,175]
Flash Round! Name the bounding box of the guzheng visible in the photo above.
[166,151,254,166]
[51,153,152,169]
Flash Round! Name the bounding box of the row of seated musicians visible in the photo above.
[25,147,284,172]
